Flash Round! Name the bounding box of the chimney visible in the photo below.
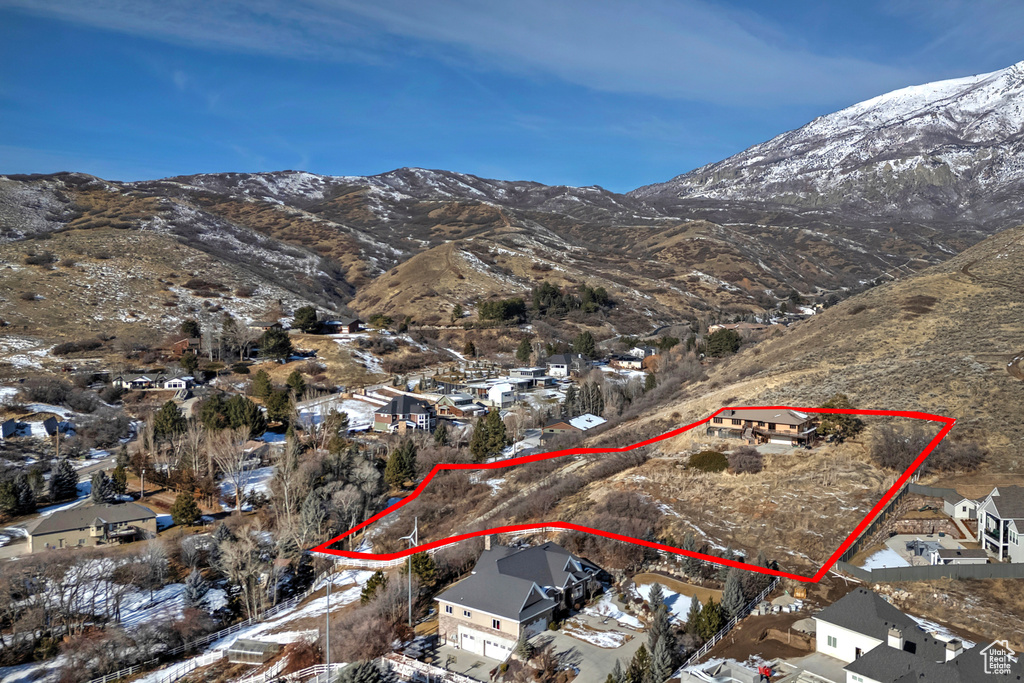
[484,535,491,551]
[888,628,904,650]
[946,639,963,661]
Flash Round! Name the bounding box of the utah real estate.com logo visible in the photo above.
[981,640,1017,675]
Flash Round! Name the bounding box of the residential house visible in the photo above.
[435,539,602,660]
[248,321,283,332]
[545,353,591,378]
[162,375,194,390]
[708,408,817,446]
[629,346,658,359]
[977,486,1024,562]
[26,502,157,552]
[434,393,487,419]
[487,383,516,409]
[541,413,607,441]
[112,373,160,390]
[170,337,201,356]
[0,418,16,440]
[507,367,556,389]
[321,317,363,334]
[941,491,978,520]
[609,354,644,370]
[812,587,1016,682]
[373,395,437,433]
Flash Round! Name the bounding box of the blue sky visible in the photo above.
[1,1,1022,192]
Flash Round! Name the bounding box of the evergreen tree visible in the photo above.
[469,410,507,462]
[625,644,651,683]
[405,552,437,586]
[153,400,186,439]
[0,480,18,517]
[260,327,294,360]
[572,331,596,357]
[171,492,201,526]
[213,522,235,544]
[116,443,130,468]
[818,393,866,441]
[722,568,746,618]
[451,303,463,323]
[180,351,199,375]
[514,629,535,660]
[433,420,449,446]
[681,531,700,576]
[647,583,668,651]
[699,598,724,641]
[644,373,657,392]
[111,465,128,495]
[685,593,702,635]
[90,471,115,504]
[515,338,532,363]
[14,473,35,514]
[224,394,268,438]
[563,385,579,418]
[717,545,733,581]
[360,570,388,604]
[49,458,79,502]
[610,659,624,683]
[286,370,306,396]
[706,329,742,357]
[463,340,476,357]
[265,389,293,426]
[251,369,273,399]
[338,660,390,683]
[180,319,201,338]
[292,305,320,333]
[385,440,417,489]
[184,568,209,606]
[651,636,673,683]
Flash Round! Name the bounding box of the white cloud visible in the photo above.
[1,0,925,107]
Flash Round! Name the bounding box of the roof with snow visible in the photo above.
[568,414,607,430]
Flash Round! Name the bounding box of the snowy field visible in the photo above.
[860,547,911,569]
[297,396,379,432]
[219,466,275,511]
[562,621,631,648]
[632,582,694,624]
[581,593,643,629]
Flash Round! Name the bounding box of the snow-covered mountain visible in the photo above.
[631,61,1024,228]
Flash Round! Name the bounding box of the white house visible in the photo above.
[629,346,657,359]
[163,376,194,390]
[941,491,977,520]
[487,383,515,409]
[977,486,1024,562]
[929,548,988,565]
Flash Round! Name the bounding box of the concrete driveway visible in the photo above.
[531,614,645,683]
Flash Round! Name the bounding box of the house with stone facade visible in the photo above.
[372,395,437,433]
[434,539,602,661]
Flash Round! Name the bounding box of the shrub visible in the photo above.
[231,362,250,375]
[24,251,57,266]
[728,446,763,474]
[19,291,37,301]
[689,450,728,473]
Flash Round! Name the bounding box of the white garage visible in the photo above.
[458,625,514,660]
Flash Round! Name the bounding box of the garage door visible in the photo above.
[459,629,483,656]
[769,437,792,445]
[483,636,515,660]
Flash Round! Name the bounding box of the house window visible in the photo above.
[827,635,837,648]
[731,419,742,426]
[463,610,472,618]
[713,417,723,424]
[445,605,453,614]
[492,619,501,630]
[757,421,765,427]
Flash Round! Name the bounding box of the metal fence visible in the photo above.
[679,576,781,671]
[835,559,1024,582]
[838,485,910,563]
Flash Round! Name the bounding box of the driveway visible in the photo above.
[531,614,645,683]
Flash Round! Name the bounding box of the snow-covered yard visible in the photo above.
[581,593,643,629]
[562,621,631,648]
[297,396,379,432]
[632,582,694,624]
[219,466,275,511]
[860,547,911,569]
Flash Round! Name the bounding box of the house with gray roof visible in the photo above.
[435,539,602,661]
[372,395,436,433]
[25,502,157,552]
[811,587,1018,682]
[977,486,1024,562]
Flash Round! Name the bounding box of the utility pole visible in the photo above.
[140,467,145,499]
[325,566,331,674]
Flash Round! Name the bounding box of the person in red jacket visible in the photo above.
[757,664,774,682]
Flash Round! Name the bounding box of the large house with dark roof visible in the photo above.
[372,395,436,433]
[977,486,1024,562]
[813,587,1019,682]
[26,502,157,553]
[435,540,602,661]
[708,408,817,446]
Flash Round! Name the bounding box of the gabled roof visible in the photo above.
[546,353,590,365]
[984,486,1024,520]
[717,408,812,425]
[378,395,433,415]
[435,542,600,622]
[28,502,156,536]
[845,643,960,683]
[814,588,921,641]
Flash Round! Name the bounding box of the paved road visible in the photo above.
[533,613,645,683]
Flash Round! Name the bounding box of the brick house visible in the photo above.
[435,540,602,660]
[373,395,437,433]
[707,408,817,446]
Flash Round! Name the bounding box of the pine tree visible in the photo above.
[286,370,306,396]
[681,531,700,576]
[699,598,724,640]
[572,331,595,357]
[224,394,268,438]
[265,389,293,426]
[49,459,78,502]
[516,338,532,363]
[563,385,579,418]
[451,303,463,323]
[514,629,535,660]
[685,594,702,635]
[111,465,128,495]
[14,473,35,514]
[360,570,388,604]
[171,492,201,526]
[90,471,115,504]
[434,420,449,446]
[260,327,294,360]
[116,443,130,468]
[292,305,320,333]
[184,568,209,606]
[213,522,235,544]
[717,545,733,581]
[647,583,668,652]
[626,644,651,683]
[153,400,186,439]
[722,568,745,618]
[251,369,273,399]
[644,373,656,392]
[651,636,673,683]
[463,340,476,357]
[470,410,507,462]
[338,660,390,683]
[610,659,624,683]
[385,440,417,489]
[406,552,436,586]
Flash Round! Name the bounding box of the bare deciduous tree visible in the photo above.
[209,427,251,513]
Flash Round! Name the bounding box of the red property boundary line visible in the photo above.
[311,406,955,583]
